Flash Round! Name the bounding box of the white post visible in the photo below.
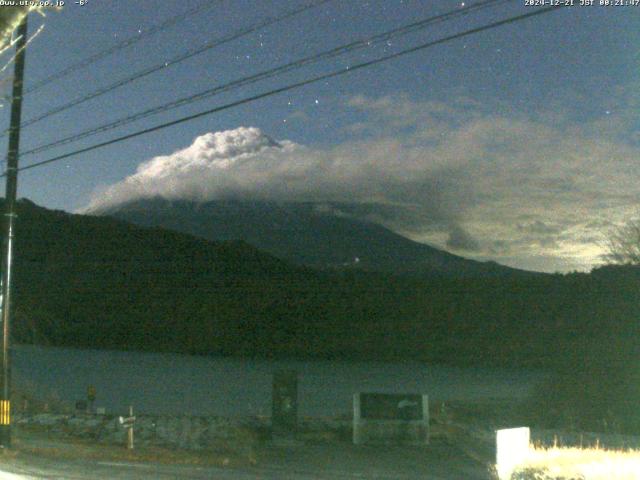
[127,405,134,450]
[352,393,362,445]
[422,394,429,444]
[495,427,530,479]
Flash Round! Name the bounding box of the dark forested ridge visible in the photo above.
[96,198,538,278]
[6,199,640,370]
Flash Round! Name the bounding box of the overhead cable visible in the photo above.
[11,5,565,176]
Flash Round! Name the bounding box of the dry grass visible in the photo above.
[510,445,640,480]
[12,432,259,468]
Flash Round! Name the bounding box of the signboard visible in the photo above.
[118,415,136,428]
[360,393,424,420]
[353,393,429,445]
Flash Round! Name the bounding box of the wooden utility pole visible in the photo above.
[0,15,28,449]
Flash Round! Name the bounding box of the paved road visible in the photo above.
[0,444,491,479]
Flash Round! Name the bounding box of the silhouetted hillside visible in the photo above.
[92,198,536,278]
[3,199,639,373]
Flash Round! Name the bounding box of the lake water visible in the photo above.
[12,344,545,417]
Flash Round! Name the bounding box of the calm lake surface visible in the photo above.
[12,344,546,417]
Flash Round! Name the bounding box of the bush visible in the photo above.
[527,334,640,434]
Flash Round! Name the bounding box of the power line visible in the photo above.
[11,5,564,177]
[21,0,509,158]
[10,0,333,134]
[22,0,220,95]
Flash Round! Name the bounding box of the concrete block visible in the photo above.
[495,426,530,480]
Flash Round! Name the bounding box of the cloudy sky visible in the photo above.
[0,1,637,272]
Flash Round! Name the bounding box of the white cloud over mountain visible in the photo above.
[84,94,640,272]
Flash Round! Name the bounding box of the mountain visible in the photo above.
[91,198,533,278]
[6,198,640,373]
[10,199,314,355]
[11,198,472,362]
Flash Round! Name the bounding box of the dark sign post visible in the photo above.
[272,370,298,440]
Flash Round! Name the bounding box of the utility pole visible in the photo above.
[0,15,28,449]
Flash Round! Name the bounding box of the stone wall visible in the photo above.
[15,413,352,450]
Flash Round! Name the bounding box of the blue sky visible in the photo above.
[0,0,638,272]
